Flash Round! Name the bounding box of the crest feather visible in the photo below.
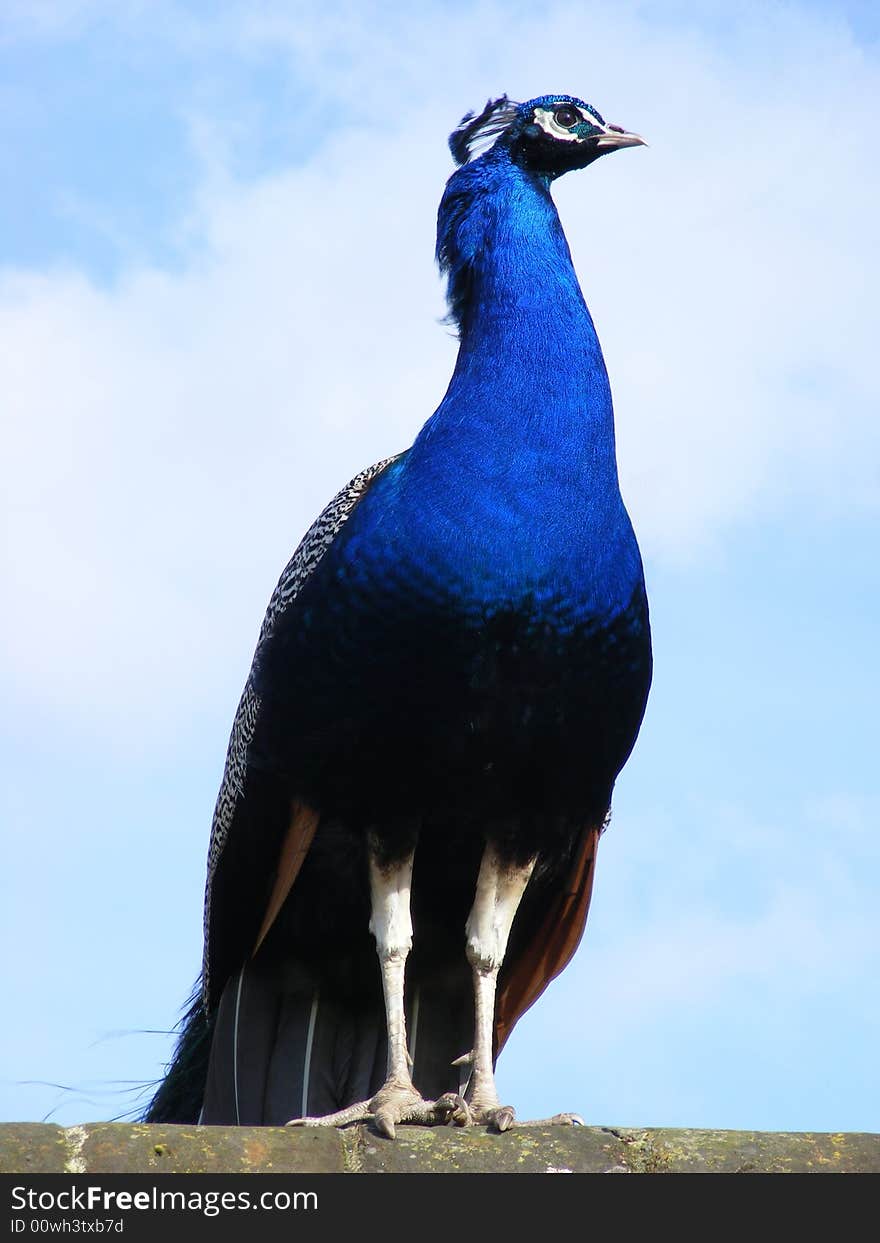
[448,95,521,166]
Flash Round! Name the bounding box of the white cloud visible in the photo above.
[588,790,879,1012]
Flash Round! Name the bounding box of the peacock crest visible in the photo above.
[448,95,522,166]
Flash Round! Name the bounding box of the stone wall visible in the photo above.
[2,1123,878,1174]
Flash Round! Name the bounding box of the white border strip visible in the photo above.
[232,966,246,1125]
[301,991,320,1118]
[408,986,420,1077]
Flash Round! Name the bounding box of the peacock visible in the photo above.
[146,93,652,1137]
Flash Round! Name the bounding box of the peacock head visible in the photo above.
[449,94,645,178]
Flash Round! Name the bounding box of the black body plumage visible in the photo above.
[146,93,652,1128]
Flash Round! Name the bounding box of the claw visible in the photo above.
[435,1092,472,1127]
[374,1107,397,1139]
[489,1105,516,1132]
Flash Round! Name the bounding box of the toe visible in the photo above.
[373,1107,397,1139]
[513,1110,586,1128]
[285,1100,372,1128]
[488,1105,516,1132]
[434,1092,472,1127]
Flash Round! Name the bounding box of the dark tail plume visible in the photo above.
[143,986,214,1123]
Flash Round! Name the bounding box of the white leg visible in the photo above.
[464,842,536,1126]
[368,841,415,1088]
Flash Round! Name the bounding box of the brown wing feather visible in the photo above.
[494,826,600,1054]
[252,800,320,955]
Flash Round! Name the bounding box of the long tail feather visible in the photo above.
[143,987,213,1123]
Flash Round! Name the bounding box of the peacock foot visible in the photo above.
[286,1079,470,1140]
[452,1051,583,1132]
[509,1111,585,1128]
[463,1098,585,1132]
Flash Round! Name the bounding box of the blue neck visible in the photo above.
[414,151,622,516]
[346,150,640,616]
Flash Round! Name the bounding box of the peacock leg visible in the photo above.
[454,842,535,1130]
[287,838,468,1138]
[457,842,584,1131]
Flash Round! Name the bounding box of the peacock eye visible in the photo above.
[553,106,579,129]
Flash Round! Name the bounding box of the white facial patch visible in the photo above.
[533,105,589,142]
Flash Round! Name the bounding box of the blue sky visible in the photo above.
[2,0,878,1133]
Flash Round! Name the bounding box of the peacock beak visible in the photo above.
[593,123,647,151]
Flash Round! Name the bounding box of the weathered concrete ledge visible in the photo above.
[2,1123,878,1174]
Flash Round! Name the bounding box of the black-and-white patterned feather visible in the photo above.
[201,454,399,1005]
